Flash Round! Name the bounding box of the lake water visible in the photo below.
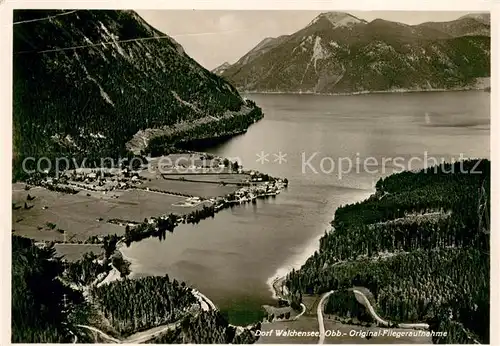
[121,91,490,325]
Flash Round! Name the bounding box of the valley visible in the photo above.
[10,8,491,345]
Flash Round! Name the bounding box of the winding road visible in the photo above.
[122,320,182,344]
[293,303,307,320]
[74,287,217,343]
[62,322,78,344]
[76,318,188,344]
[271,276,307,321]
[76,315,187,344]
[192,289,218,311]
[351,289,429,330]
[75,325,121,343]
[317,289,431,344]
[317,291,334,344]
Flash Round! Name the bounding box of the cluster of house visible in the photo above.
[59,168,145,191]
[227,179,288,204]
[247,171,266,182]
[246,171,288,184]
[153,153,243,174]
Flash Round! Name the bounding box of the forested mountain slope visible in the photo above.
[286,160,490,343]
[222,12,490,94]
[12,235,255,343]
[417,14,490,37]
[13,10,262,179]
[12,236,75,342]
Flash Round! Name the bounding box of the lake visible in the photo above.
[121,91,490,325]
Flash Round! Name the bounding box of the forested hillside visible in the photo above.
[63,252,108,286]
[12,236,248,343]
[417,14,490,37]
[286,159,490,343]
[13,10,262,179]
[222,12,490,93]
[147,311,260,344]
[90,275,198,336]
[11,236,75,342]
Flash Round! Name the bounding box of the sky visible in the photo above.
[136,10,484,70]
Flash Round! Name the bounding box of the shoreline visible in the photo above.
[92,151,289,325]
[117,241,139,277]
[126,102,263,155]
[266,188,375,303]
[266,232,324,300]
[18,147,289,326]
[242,85,490,97]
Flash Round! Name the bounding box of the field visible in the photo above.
[54,244,104,262]
[12,183,208,243]
[135,155,242,197]
[140,153,234,177]
[302,295,321,315]
[12,154,256,260]
[162,173,251,184]
[100,189,210,221]
[138,178,238,197]
[13,186,126,242]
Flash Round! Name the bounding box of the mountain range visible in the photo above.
[220,12,490,94]
[13,10,261,178]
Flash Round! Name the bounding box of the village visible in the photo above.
[27,152,287,197]
[12,152,288,258]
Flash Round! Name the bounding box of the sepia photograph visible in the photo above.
[6,2,493,344]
